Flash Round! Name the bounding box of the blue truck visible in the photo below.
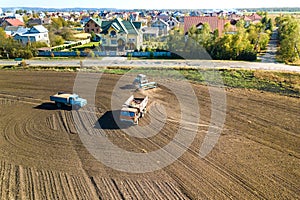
[50,92,87,109]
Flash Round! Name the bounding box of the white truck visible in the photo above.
[119,95,148,125]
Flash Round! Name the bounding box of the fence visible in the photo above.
[127,52,172,57]
[38,51,119,57]
[38,51,172,57]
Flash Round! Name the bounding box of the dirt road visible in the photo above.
[0,70,299,199]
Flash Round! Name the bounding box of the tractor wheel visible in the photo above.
[56,102,62,108]
[135,119,139,125]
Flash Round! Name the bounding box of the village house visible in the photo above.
[27,18,52,26]
[4,26,27,36]
[166,17,180,29]
[0,18,24,29]
[141,27,159,41]
[84,17,143,51]
[84,18,102,34]
[151,19,169,36]
[13,25,50,45]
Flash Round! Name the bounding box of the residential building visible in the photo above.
[151,19,169,36]
[0,18,24,29]
[27,18,52,26]
[5,26,28,36]
[84,18,102,34]
[141,27,159,41]
[166,17,180,29]
[84,18,143,51]
[13,25,50,45]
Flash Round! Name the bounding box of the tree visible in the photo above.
[52,35,64,46]
[90,31,96,42]
[277,15,300,63]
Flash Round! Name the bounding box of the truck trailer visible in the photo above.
[120,95,148,125]
[50,92,87,109]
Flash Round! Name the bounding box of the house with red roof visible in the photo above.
[184,16,230,36]
[0,18,24,29]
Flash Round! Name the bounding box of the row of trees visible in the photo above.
[0,28,38,59]
[167,13,272,61]
[276,15,300,63]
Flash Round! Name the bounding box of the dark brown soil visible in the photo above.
[0,70,299,199]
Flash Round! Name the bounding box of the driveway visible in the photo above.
[259,29,278,63]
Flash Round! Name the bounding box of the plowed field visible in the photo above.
[0,70,299,199]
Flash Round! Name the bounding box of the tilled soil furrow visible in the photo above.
[65,112,77,134]
[27,167,36,199]
[71,175,94,200]
[0,161,5,198]
[155,182,183,200]
[39,170,49,200]
[100,178,124,199]
[165,182,190,200]
[62,173,76,199]
[49,170,60,199]
[271,174,300,197]
[133,180,159,200]
[121,179,142,200]
[120,180,140,199]
[143,180,166,200]
[18,165,25,200]
[56,172,68,200]
[59,111,70,133]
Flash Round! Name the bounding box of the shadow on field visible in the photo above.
[120,84,136,90]
[34,102,72,111]
[94,110,130,130]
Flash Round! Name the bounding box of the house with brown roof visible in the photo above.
[0,18,24,29]
[184,16,229,36]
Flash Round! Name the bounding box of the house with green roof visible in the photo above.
[84,18,143,51]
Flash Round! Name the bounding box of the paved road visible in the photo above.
[1,58,299,72]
